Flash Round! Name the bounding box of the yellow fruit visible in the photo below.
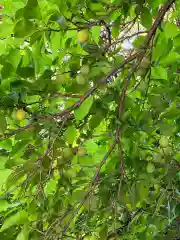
[146,162,155,173]
[76,74,85,84]
[77,29,89,43]
[80,65,89,75]
[77,147,87,157]
[15,109,25,121]
[159,137,168,148]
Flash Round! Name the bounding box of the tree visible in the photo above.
[0,0,179,239]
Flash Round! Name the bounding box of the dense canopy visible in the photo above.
[0,0,180,239]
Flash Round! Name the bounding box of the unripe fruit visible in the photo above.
[63,148,72,158]
[77,29,89,43]
[159,137,168,148]
[80,65,89,75]
[15,109,25,121]
[76,74,85,84]
[77,147,87,157]
[152,153,165,164]
[136,68,146,76]
[146,162,155,173]
[140,57,150,69]
[160,146,171,156]
[138,81,147,92]
[55,74,66,84]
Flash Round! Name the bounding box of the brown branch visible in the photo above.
[113,30,148,46]
[44,2,176,236]
[2,1,175,144]
[61,140,117,237]
[115,0,176,178]
[49,92,83,99]
[0,122,37,141]
[38,53,138,121]
[145,0,176,46]
[45,141,117,239]
[1,52,138,142]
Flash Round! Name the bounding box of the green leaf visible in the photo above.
[1,63,15,79]
[14,19,35,38]
[24,0,41,20]
[15,128,34,140]
[133,35,146,48]
[8,48,21,69]
[99,225,108,240]
[0,169,12,186]
[0,210,28,232]
[140,7,152,29]
[151,66,167,80]
[16,224,30,240]
[148,0,167,9]
[159,123,175,136]
[84,139,98,154]
[17,66,35,78]
[0,157,7,170]
[160,105,180,119]
[0,17,14,38]
[74,96,93,121]
[0,201,11,213]
[160,51,180,65]
[0,139,12,151]
[0,115,7,134]
[64,125,77,145]
[72,189,85,202]
[164,22,180,39]
[44,178,57,195]
[92,26,101,44]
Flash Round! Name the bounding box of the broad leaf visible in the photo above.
[0,211,28,232]
[74,96,93,121]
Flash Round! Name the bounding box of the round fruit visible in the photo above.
[63,148,72,158]
[76,74,85,84]
[140,57,150,69]
[159,137,168,148]
[80,65,89,75]
[55,74,66,84]
[77,147,87,157]
[146,162,155,173]
[138,81,147,92]
[136,68,146,76]
[15,109,25,121]
[160,146,171,156]
[152,153,164,163]
[77,29,89,43]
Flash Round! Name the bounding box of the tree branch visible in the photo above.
[115,0,176,177]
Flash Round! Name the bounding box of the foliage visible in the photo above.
[0,0,180,239]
